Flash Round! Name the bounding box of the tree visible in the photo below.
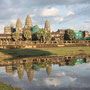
[45,32,51,41]
[36,29,45,42]
[59,35,64,40]
[66,29,75,40]
[36,29,51,42]
[23,30,31,40]
[12,32,20,41]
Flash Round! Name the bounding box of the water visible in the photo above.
[0,56,90,90]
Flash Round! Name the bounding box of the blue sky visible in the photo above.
[0,0,90,33]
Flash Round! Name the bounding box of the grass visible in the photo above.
[0,82,22,90]
[0,47,90,60]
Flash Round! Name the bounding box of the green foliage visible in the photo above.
[36,29,45,42]
[12,32,20,41]
[45,32,51,40]
[0,82,22,90]
[24,63,32,69]
[59,35,64,40]
[23,30,31,40]
[66,29,75,40]
[36,29,51,42]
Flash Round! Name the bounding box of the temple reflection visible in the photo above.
[17,64,24,80]
[1,56,90,83]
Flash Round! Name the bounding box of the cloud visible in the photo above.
[10,19,17,24]
[67,10,75,16]
[54,17,64,22]
[0,0,90,32]
[41,8,60,16]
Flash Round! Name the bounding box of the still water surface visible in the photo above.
[0,56,90,90]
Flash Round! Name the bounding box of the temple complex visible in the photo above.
[0,14,89,49]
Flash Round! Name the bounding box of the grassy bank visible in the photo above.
[0,47,90,60]
[0,82,22,90]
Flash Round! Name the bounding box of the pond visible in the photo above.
[0,56,90,90]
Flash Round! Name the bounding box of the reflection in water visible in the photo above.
[17,64,24,80]
[1,56,90,83]
[46,64,52,75]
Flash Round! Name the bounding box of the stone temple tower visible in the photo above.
[4,26,12,34]
[45,20,51,32]
[24,15,33,29]
[16,18,22,33]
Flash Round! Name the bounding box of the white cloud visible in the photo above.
[67,10,75,16]
[10,19,17,24]
[41,8,60,16]
[54,17,64,22]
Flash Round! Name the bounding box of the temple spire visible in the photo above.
[25,14,33,29]
[45,19,51,32]
[16,18,22,33]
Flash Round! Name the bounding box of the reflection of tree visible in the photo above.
[46,64,52,75]
[24,63,32,70]
[17,64,24,80]
[66,58,76,66]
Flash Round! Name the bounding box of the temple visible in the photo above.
[0,14,89,49]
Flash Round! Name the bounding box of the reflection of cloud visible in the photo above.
[69,77,77,82]
[44,78,61,86]
[56,71,66,76]
[0,67,6,73]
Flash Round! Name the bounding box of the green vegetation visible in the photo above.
[45,32,51,41]
[12,32,21,41]
[36,29,51,42]
[23,30,31,40]
[66,29,75,40]
[36,29,46,42]
[0,47,90,60]
[0,82,22,90]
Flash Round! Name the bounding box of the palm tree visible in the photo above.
[36,29,45,42]
[66,29,75,40]
[45,32,51,41]
[12,32,20,41]
[23,30,31,40]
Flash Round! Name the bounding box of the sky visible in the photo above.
[0,0,90,33]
